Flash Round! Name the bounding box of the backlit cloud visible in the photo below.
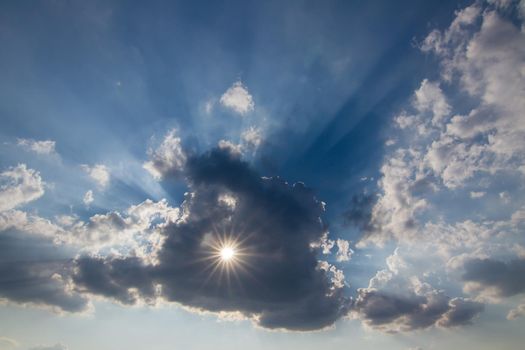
[74,147,350,331]
[0,164,45,212]
[220,81,255,116]
[81,164,110,189]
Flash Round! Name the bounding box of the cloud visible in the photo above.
[16,138,56,155]
[241,127,263,150]
[219,81,255,115]
[74,147,350,331]
[0,198,177,312]
[0,164,45,212]
[81,164,110,188]
[83,190,93,206]
[218,140,243,156]
[436,297,485,328]
[352,268,483,332]
[0,209,62,238]
[470,191,486,198]
[507,303,525,320]
[353,287,483,332]
[335,239,353,262]
[412,79,450,126]
[143,129,186,180]
[462,258,525,299]
[0,226,89,312]
[68,199,178,261]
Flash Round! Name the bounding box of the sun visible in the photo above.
[220,246,236,261]
[198,229,255,287]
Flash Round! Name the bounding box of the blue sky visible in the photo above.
[1,1,525,349]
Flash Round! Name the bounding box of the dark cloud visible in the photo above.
[0,229,88,312]
[74,148,350,331]
[436,298,485,327]
[462,258,525,297]
[352,288,483,332]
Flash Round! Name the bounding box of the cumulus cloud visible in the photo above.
[352,265,483,332]
[83,190,93,206]
[143,129,186,180]
[17,138,56,155]
[81,164,110,188]
[69,198,178,261]
[74,147,350,331]
[412,79,451,126]
[219,81,255,115]
[358,2,525,255]
[0,164,45,212]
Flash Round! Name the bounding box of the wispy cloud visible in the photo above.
[17,138,57,155]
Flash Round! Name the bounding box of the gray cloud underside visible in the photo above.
[0,229,88,312]
[462,258,525,297]
[353,288,483,332]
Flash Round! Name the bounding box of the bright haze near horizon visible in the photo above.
[1,1,525,349]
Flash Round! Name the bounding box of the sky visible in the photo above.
[1,0,525,349]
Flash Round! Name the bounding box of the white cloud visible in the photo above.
[241,126,263,150]
[68,199,179,262]
[0,164,45,212]
[317,261,347,290]
[143,129,186,180]
[311,231,334,255]
[17,138,56,155]
[218,140,243,156]
[507,303,525,320]
[361,3,525,248]
[83,190,94,206]
[413,79,451,126]
[470,191,486,198]
[354,2,525,324]
[55,214,77,227]
[219,81,255,115]
[81,164,110,188]
[218,193,237,209]
[335,239,353,262]
[0,209,62,238]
